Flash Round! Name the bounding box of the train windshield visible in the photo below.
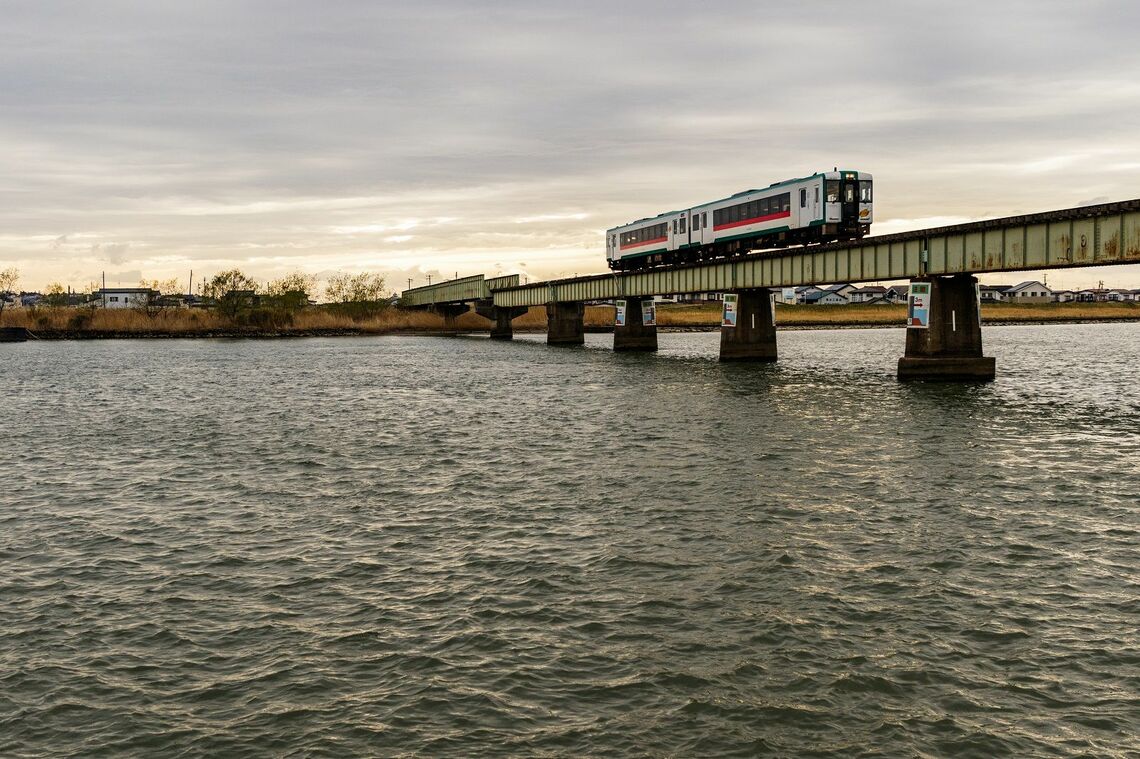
[825,180,840,203]
[860,181,873,202]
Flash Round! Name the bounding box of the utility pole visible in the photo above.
[427,275,433,286]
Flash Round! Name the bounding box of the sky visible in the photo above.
[3,0,1140,295]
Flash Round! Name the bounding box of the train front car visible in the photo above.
[606,169,872,271]
[822,170,872,241]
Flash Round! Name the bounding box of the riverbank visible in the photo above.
[3,301,1139,339]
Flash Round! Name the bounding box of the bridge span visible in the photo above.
[400,198,1140,380]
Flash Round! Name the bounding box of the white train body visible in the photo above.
[605,170,872,270]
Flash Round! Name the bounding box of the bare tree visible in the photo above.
[324,272,389,319]
[204,269,260,322]
[0,267,18,316]
[135,278,182,320]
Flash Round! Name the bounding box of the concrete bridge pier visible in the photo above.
[547,301,585,345]
[719,289,777,362]
[613,297,658,352]
[431,303,470,328]
[475,300,528,340]
[898,274,996,381]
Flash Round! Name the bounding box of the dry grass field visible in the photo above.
[4,300,1139,337]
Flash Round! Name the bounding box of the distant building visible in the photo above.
[95,287,158,309]
[979,285,1012,302]
[825,283,858,299]
[1004,281,1053,302]
[795,285,824,304]
[885,285,910,303]
[805,289,849,306]
[849,285,887,303]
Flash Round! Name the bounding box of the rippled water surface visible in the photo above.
[3,325,1139,757]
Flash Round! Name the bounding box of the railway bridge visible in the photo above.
[400,198,1140,380]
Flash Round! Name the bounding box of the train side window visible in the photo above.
[815,187,820,203]
[800,189,807,208]
[680,216,686,234]
[826,180,839,203]
[701,212,707,228]
[691,214,699,230]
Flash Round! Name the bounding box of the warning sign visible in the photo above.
[722,294,738,327]
[908,283,931,328]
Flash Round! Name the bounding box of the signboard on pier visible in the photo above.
[614,299,626,327]
[722,294,739,327]
[642,300,656,326]
[907,283,931,328]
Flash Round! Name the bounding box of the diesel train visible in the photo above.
[605,169,872,271]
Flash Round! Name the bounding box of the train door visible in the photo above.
[669,213,687,252]
[841,175,858,228]
[692,208,709,248]
[798,184,820,227]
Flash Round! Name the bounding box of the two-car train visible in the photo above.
[605,169,872,271]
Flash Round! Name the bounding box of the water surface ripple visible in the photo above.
[2,325,1139,757]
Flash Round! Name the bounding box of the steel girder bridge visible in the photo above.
[399,198,1140,380]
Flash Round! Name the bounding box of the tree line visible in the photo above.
[0,267,391,326]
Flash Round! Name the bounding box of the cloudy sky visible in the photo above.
[3,0,1140,294]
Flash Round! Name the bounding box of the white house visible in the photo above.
[1004,281,1053,302]
[979,285,1011,302]
[826,283,858,299]
[795,285,824,304]
[805,289,849,305]
[94,287,157,309]
[849,285,888,303]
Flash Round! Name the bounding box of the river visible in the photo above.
[2,324,1138,757]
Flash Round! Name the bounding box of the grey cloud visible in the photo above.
[3,1,1140,289]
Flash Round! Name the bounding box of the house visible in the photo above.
[1076,288,1108,302]
[1105,289,1129,302]
[1004,281,1053,302]
[979,285,1011,302]
[94,287,158,309]
[804,289,849,306]
[849,285,888,303]
[825,283,858,299]
[1054,290,1076,303]
[795,285,824,304]
[885,285,910,303]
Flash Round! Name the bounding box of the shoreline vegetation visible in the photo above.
[3,302,1140,339]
